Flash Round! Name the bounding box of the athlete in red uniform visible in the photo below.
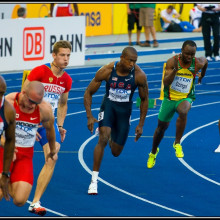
[22,40,72,215]
[0,81,56,210]
[0,76,16,201]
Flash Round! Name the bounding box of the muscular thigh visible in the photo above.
[99,99,132,146]
[158,98,177,122]
[10,147,34,185]
[11,181,32,201]
[111,103,132,146]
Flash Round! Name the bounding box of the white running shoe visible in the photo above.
[206,56,213,61]
[215,56,220,61]
[214,144,220,153]
[28,201,46,216]
[88,180,98,195]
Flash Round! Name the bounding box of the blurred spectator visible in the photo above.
[197,4,220,62]
[189,4,202,29]
[127,4,142,46]
[138,3,159,47]
[17,7,26,19]
[50,3,79,17]
[161,5,201,32]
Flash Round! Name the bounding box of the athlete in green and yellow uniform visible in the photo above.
[147,40,208,168]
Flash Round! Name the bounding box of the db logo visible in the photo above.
[23,27,45,61]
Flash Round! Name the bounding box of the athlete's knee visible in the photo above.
[156,124,168,134]
[46,156,57,167]
[98,135,110,147]
[178,111,188,120]
[111,143,124,157]
[111,150,121,157]
[13,197,27,207]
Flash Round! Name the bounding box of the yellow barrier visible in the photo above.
[21,70,31,91]
[159,63,166,100]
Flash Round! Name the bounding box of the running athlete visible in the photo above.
[0,76,16,201]
[0,81,56,209]
[147,40,208,168]
[22,40,73,215]
[50,3,79,17]
[84,46,149,195]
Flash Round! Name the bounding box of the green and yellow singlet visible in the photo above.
[164,54,197,101]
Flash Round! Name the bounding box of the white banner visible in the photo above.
[0,16,85,72]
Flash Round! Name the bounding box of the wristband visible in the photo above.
[2,172,10,178]
[58,125,63,128]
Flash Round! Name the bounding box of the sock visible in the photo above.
[91,171,99,182]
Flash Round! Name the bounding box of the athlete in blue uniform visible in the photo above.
[84,46,149,195]
[0,76,16,201]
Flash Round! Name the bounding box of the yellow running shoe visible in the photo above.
[173,142,184,158]
[147,148,159,169]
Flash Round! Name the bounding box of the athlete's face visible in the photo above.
[121,52,137,71]
[181,45,196,64]
[53,48,71,69]
[22,91,42,111]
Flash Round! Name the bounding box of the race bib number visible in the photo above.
[15,122,38,147]
[108,88,131,102]
[171,76,192,93]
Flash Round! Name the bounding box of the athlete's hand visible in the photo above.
[135,125,143,142]
[36,125,43,141]
[87,116,98,134]
[197,71,202,84]
[59,127,67,142]
[0,175,10,201]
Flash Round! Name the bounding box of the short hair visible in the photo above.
[17,7,26,17]
[122,46,137,57]
[167,5,174,10]
[52,40,72,54]
[182,40,197,50]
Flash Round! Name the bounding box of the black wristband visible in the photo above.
[58,125,63,128]
[2,172,10,178]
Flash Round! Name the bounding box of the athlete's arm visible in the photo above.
[163,56,178,86]
[57,92,69,142]
[135,66,149,142]
[0,100,16,201]
[40,101,56,161]
[197,57,208,84]
[84,63,113,133]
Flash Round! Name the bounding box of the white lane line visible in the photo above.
[179,120,220,186]
[78,123,193,217]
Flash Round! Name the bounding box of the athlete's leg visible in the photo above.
[151,119,169,154]
[31,141,59,204]
[109,139,124,157]
[175,100,191,144]
[10,181,32,206]
[93,126,111,171]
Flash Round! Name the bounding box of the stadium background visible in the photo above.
[5,3,195,36]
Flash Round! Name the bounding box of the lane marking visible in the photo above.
[78,134,192,217]
[179,120,220,186]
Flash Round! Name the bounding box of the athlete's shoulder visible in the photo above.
[196,56,208,67]
[5,92,17,105]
